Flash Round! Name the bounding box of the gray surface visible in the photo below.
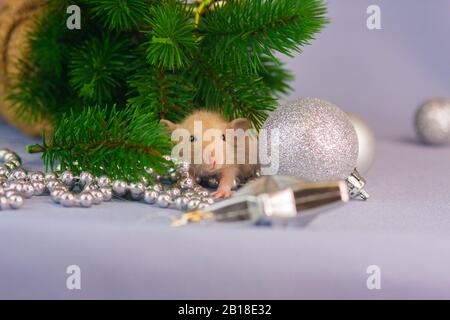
[1,0,450,299]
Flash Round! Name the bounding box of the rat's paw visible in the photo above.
[212,188,233,199]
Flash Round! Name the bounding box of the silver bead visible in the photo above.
[169,172,179,183]
[129,182,145,200]
[8,194,24,209]
[60,171,75,186]
[143,190,159,204]
[29,171,45,183]
[0,197,9,210]
[9,168,27,181]
[187,199,201,211]
[177,161,190,173]
[99,187,113,201]
[47,180,64,192]
[197,190,210,198]
[231,177,240,191]
[202,197,215,205]
[198,203,210,210]
[179,178,194,189]
[0,149,11,159]
[21,183,35,198]
[174,196,189,211]
[8,159,22,169]
[97,176,111,188]
[153,183,163,193]
[206,176,219,188]
[167,187,182,199]
[156,193,171,208]
[4,152,20,163]
[183,191,196,199]
[60,192,76,207]
[45,172,57,181]
[0,165,10,177]
[145,167,154,176]
[90,190,104,204]
[80,171,94,187]
[415,98,450,145]
[51,188,66,203]
[112,180,127,196]
[79,192,93,208]
[32,182,46,196]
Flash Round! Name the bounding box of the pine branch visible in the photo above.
[90,0,149,31]
[69,34,134,104]
[144,1,199,71]
[191,56,276,129]
[199,0,328,73]
[27,106,173,181]
[128,64,196,122]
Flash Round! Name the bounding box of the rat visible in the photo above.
[161,111,259,198]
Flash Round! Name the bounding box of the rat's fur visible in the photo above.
[161,110,259,198]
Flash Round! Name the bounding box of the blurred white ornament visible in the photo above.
[347,113,376,174]
[262,98,358,181]
[415,98,450,145]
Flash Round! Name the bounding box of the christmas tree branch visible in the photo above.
[27,106,173,180]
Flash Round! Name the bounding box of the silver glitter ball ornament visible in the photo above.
[112,180,127,196]
[347,113,376,174]
[144,190,159,204]
[156,193,172,208]
[79,192,94,208]
[174,196,190,211]
[415,98,450,145]
[262,98,359,181]
[8,194,24,209]
[60,192,76,207]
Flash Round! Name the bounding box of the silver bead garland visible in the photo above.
[0,148,223,212]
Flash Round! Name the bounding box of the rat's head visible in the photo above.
[161,111,250,176]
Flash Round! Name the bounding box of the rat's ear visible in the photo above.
[228,118,250,131]
[160,119,178,131]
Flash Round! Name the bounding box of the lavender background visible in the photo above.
[1,0,450,299]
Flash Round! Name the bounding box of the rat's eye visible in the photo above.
[189,135,197,142]
[221,133,226,141]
